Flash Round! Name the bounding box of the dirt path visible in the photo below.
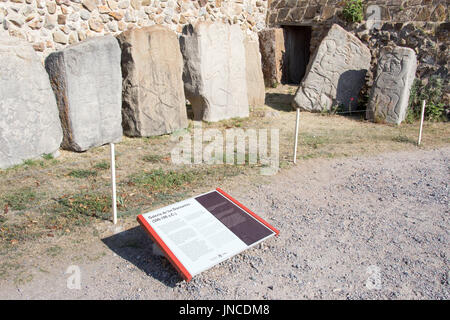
[0,147,449,300]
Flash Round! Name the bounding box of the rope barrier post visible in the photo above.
[110,143,117,225]
[293,108,300,164]
[418,100,426,146]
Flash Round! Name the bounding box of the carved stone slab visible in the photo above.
[292,24,371,112]
[366,46,417,125]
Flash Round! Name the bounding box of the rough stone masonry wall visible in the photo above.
[267,0,449,101]
[0,0,268,59]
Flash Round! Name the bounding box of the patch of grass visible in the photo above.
[142,154,165,163]
[23,159,44,167]
[0,262,18,279]
[302,134,330,149]
[86,251,106,262]
[14,271,33,285]
[0,223,36,245]
[68,169,98,178]
[0,187,40,211]
[46,245,63,257]
[226,117,245,128]
[129,168,199,191]
[93,161,110,170]
[51,192,112,225]
[392,135,415,144]
[300,151,337,160]
[128,165,242,198]
[1,155,59,173]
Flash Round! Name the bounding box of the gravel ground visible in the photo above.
[1,147,449,299]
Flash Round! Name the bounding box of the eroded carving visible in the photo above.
[292,24,371,112]
[367,46,417,125]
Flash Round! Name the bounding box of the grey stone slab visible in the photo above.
[45,36,122,152]
[0,35,62,169]
[180,22,249,122]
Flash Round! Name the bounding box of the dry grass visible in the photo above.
[0,84,448,254]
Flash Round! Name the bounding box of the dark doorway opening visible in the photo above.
[282,26,312,85]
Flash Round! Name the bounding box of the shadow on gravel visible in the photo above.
[102,226,182,288]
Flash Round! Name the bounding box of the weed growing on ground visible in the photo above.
[142,154,165,163]
[93,161,110,170]
[68,169,98,178]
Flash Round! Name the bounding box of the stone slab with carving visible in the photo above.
[244,37,266,108]
[366,46,417,125]
[292,24,371,112]
[45,36,122,152]
[180,22,249,122]
[117,26,188,137]
[258,28,285,88]
[0,36,63,169]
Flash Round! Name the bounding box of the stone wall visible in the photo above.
[267,0,448,27]
[266,0,449,99]
[0,0,268,58]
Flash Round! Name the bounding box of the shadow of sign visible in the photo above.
[101,226,182,287]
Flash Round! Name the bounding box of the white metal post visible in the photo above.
[293,108,300,164]
[418,100,426,146]
[110,143,117,224]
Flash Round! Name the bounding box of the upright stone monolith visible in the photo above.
[292,24,371,112]
[180,22,249,122]
[244,37,266,108]
[117,26,188,137]
[45,36,122,152]
[0,35,62,169]
[258,28,285,88]
[366,46,417,124]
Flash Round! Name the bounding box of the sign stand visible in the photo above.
[418,100,426,146]
[293,108,300,164]
[110,143,117,225]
